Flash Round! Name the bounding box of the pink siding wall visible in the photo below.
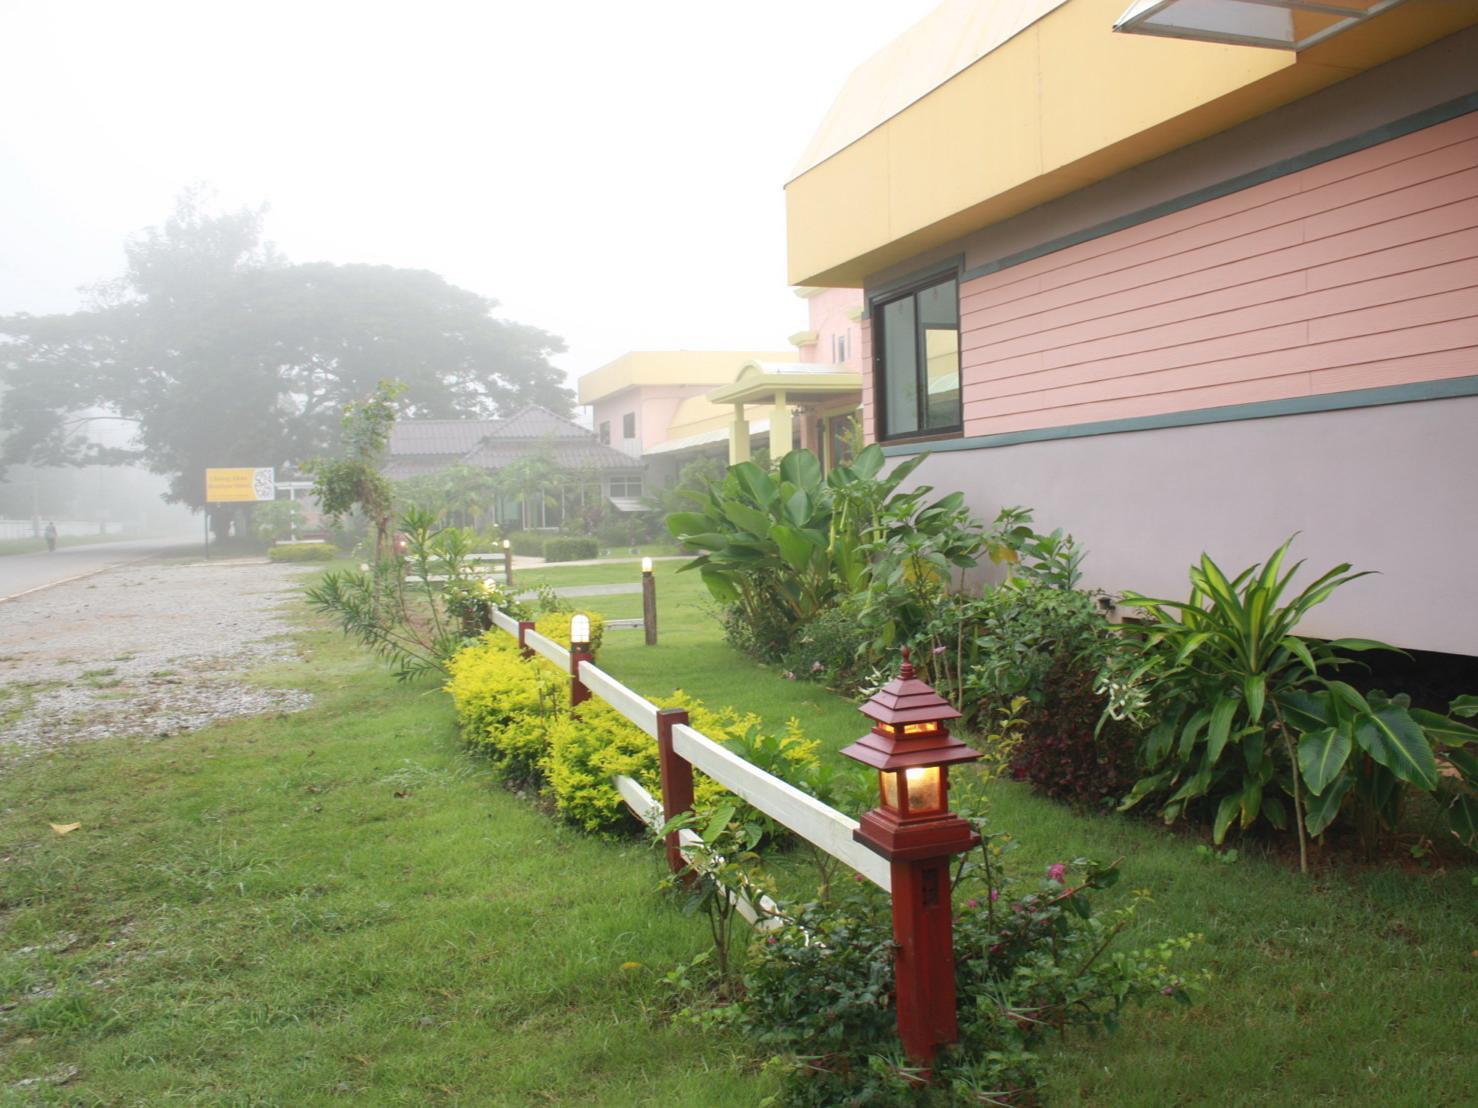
[859,316,874,432]
[803,287,865,368]
[955,112,1478,438]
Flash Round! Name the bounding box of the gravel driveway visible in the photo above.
[0,558,314,756]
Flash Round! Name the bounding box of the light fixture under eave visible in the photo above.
[1114,0,1411,51]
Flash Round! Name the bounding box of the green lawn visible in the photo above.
[0,533,158,557]
[0,608,773,1105]
[4,561,1473,1105]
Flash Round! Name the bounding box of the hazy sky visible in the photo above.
[0,0,940,404]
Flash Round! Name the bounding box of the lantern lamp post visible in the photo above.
[502,538,513,587]
[641,556,657,646]
[569,613,593,709]
[841,647,981,1065]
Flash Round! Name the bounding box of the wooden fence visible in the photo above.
[486,608,891,899]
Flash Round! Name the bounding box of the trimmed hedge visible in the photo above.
[508,532,546,558]
[542,536,599,562]
[267,542,336,563]
[444,611,827,836]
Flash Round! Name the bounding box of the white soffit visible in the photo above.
[1114,0,1412,51]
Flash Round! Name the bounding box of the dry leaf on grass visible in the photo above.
[49,822,81,835]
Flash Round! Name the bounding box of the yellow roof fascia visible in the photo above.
[708,366,863,406]
[577,350,796,405]
[785,0,1478,287]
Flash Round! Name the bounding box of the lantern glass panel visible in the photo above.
[570,613,592,647]
[905,765,943,813]
[880,770,900,811]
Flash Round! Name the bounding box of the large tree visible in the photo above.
[0,192,572,510]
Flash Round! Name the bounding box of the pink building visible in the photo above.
[787,0,1478,656]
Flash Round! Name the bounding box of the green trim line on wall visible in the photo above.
[880,376,1478,458]
[958,93,1478,286]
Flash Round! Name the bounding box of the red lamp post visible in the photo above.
[841,647,981,1066]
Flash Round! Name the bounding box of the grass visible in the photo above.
[5,560,1474,1105]
[503,560,1478,1106]
[0,604,775,1105]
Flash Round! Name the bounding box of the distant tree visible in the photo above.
[0,190,572,515]
[304,380,402,559]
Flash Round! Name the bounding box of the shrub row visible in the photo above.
[541,536,598,562]
[444,614,816,834]
[268,542,336,563]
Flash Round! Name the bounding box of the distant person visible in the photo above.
[43,521,58,552]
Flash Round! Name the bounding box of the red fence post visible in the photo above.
[516,620,535,660]
[655,707,693,880]
[569,644,593,710]
[841,648,982,1068]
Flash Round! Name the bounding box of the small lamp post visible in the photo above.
[569,613,593,709]
[502,538,513,587]
[641,556,657,646]
[841,647,981,1066]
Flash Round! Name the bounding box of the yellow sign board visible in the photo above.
[205,467,276,503]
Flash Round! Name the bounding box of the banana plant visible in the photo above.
[1118,537,1476,871]
[665,445,973,649]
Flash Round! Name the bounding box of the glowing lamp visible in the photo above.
[570,613,592,651]
[842,647,980,859]
[641,556,653,574]
[502,539,511,549]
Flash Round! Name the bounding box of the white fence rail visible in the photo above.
[671,724,891,891]
[522,629,568,669]
[488,608,890,897]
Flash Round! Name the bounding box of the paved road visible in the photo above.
[0,534,200,602]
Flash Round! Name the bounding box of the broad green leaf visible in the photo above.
[778,448,822,491]
[769,524,815,573]
[1408,708,1478,747]
[784,488,812,528]
[1143,720,1175,764]
[1213,794,1240,844]
[1297,727,1350,796]
[1119,770,1172,811]
[1282,689,1333,732]
[851,443,885,480]
[1178,709,1211,759]
[1304,772,1353,836]
[702,803,736,844]
[1240,778,1263,829]
[730,462,775,507]
[665,511,712,539]
[1443,747,1478,780]
[1206,694,1239,767]
[1355,708,1439,790]
[1437,788,1477,851]
[1244,674,1266,723]
[1261,794,1288,830]
[1325,637,1397,654]
[698,567,739,605]
[1450,695,1478,719]
[1326,680,1371,716]
[719,500,775,538]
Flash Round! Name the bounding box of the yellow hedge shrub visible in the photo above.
[444,631,564,780]
[543,691,762,836]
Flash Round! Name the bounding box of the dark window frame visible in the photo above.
[622,412,636,439]
[598,421,611,445]
[871,271,963,443]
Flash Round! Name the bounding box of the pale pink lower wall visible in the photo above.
[955,111,1478,438]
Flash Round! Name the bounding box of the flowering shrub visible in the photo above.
[725,825,1200,1106]
[443,631,564,781]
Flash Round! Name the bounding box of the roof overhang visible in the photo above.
[706,361,863,407]
[785,0,1478,287]
[1114,0,1411,51]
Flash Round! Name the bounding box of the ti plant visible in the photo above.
[1116,538,1477,871]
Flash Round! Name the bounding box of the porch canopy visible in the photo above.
[706,360,862,464]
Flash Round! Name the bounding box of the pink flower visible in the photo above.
[767,936,777,945]
[1161,985,1174,996]
[1047,863,1067,883]
[989,889,1000,902]
[966,898,979,910]
[811,660,825,672]
[853,873,865,883]
[782,671,796,681]
[932,645,947,655]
